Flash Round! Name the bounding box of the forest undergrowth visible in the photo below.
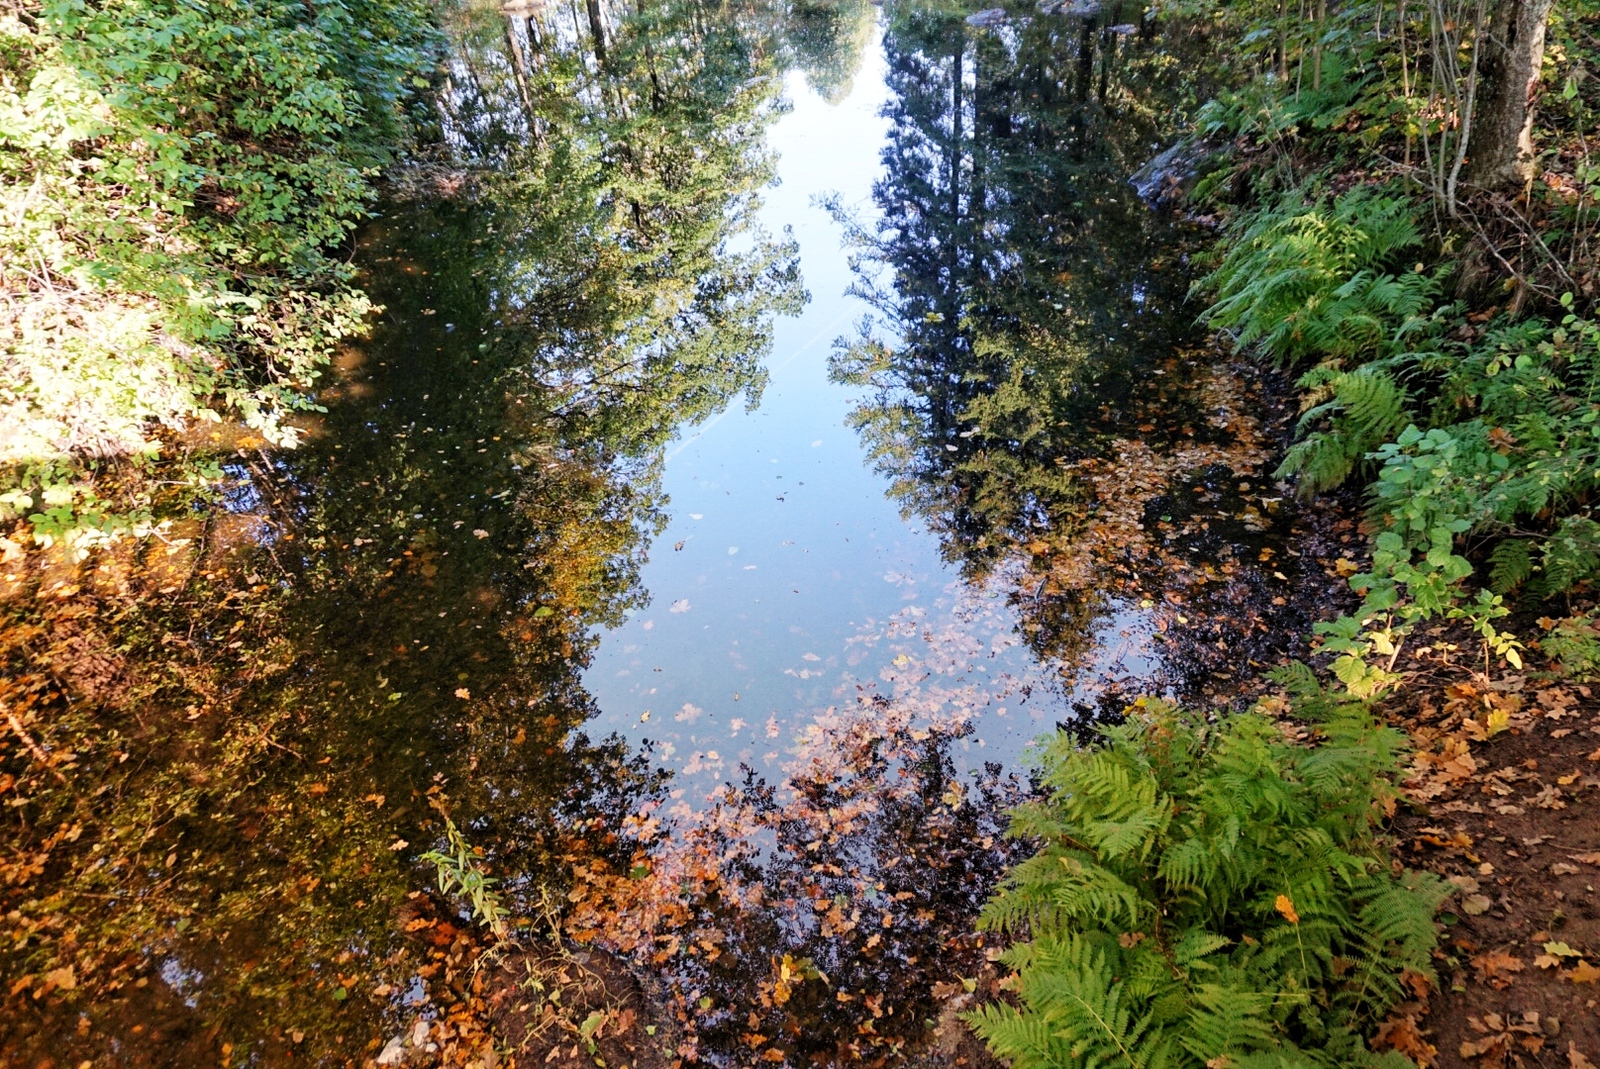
[972,0,1600,1067]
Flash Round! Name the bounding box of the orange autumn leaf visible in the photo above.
[1372,1011,1437,1067]
[1565,960,1600,984]
[1274,894,1300,924]
[1471,951,1525,989]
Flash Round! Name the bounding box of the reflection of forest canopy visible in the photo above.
[782,0,877,103]
[832,2,1197,575]
[444,0,808,455]
[829,4,1289,686]
[1,0,809,1061]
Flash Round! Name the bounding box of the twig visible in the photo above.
[3,706,69,783]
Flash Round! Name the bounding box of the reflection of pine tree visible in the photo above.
[783,0,878,103]
[440,0,807,457]
[830,9,1225,674]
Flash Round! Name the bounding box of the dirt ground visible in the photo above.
[1371,624,1600,1069]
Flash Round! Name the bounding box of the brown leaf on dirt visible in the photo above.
[1401,969,1433,1000]
[1460,1031,1511,1064]
[1565,960,1600,984]
[1373,1005,1437,1067]
[1570,1043,1597,1069]
[1531,784,1568,810]
[1471,951,1525,989]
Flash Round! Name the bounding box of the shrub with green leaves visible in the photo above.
[1200,188,1439,368]
[1,0,440,529]
[968,688,1444,1069]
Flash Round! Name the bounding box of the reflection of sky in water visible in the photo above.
[583,29,1093,794]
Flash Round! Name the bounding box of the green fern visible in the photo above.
[1278,365,1413,495]
[969,697,1443,1069]
[1198,189,1436,368]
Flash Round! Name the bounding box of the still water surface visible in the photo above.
[0,2,1325,1065]
[585,39,1069,792]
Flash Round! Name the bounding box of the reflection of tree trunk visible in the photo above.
[1468,0,1553,187]
[642,33,665,110]
[586,0,608,68]
[1097,30,1112,104]
[1074,20,1093,104]
[1072,20,1094,164]
[505,16,541,139]
[970,42,986,225]
[951,47,963,225]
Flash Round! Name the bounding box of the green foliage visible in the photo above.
[1200,189,1439,368]
[1360,308,1600,601]
[1198,187,1464,497]
[422,815,512,942]
[1,0,440,524]
[1278,365,1412,496]
[1539,615,1600,680]
[970,696,1444,1069]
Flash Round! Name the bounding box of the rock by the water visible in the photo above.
[1049,0,1102,16]
[1129,138,1218,207]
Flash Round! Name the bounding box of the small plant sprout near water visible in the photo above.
[421,816,511,943]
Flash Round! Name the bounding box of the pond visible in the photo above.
[0,1,1345,1065]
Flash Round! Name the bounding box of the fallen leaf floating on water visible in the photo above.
[454,688,470,700]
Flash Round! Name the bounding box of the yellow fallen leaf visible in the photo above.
[1566,960,1600,984]
[1274,894,1299,924]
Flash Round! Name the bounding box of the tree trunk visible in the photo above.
[1467,0,1554,188]
[586,0,608,68]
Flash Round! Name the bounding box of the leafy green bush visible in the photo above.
[1539,615,1600,680]
[1,0,440,527]
[968,690,1444,1069]
[1200,189,1437,368]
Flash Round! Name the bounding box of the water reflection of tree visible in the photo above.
[0,0,807,1061]
[566,709,1029,1068]
[781,0,877,103]
[830,3,1298,693]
